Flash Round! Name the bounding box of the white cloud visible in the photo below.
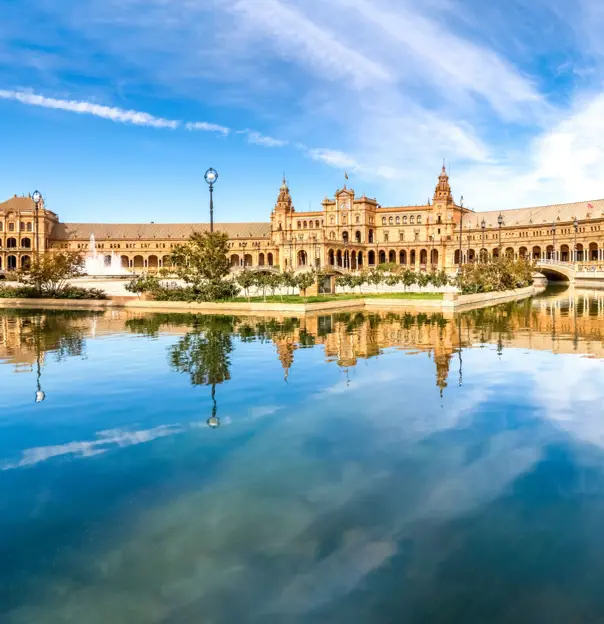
[0,89,180,129]
[185,121,230,136]
[225,0,392,89]
[237,129,288,147]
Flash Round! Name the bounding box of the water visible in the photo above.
[2,285,604,623]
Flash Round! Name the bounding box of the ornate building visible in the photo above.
[2,166,604,273]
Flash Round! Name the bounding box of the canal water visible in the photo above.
[2,286,604,623]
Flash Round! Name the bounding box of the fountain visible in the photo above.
[84,234,130,276]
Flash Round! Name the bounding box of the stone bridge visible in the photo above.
[536,260,604,283]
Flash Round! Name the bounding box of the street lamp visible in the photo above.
[573,217,579,263]
[481,218,486,262]
[552,220,556,261]
[497,213,503,253]
[204,168,219,233]
[207,384,220,429]
[32,190,42,265]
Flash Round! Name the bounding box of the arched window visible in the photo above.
[342,215,347,225]
[303,221,307,229]
[382,217,387,225]
[395,216,400,224]
[355,214,360,224]
[389,217,393,224]
[355,230,361,243]
[330,231,336,240]
[297,221,301,229]
[21,237,31,249]
[27,222,33,232]
[410,216,415,224]
[417,215,422,224]
[315,220,320,228]
[330,216,335,225]
[20,222,25,231]
[342,231,349,243]
[308,221,313,229]
[7,237,17,248]
[8,222,15,232]
[368,229,374,243]
[403,216,408,224]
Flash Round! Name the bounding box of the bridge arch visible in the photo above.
[536,262,573,282]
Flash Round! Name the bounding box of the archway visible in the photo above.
[368,250,376,265]
[7,255,17,270]
[357,251,363,267]
[467,249,476,263]
[344,250,350,269]
[431,249,438,266]
[230,254,240,267]
[21,238,31,249]
[454,249,461,264]
[133,255,144,269]
[267,253,274,266]
[388,250,396,263]
[590,242,599,261]
[546,245,554,260]
[328,249,335,266]
[355,230,361,243]
[258,253,265,266]
[21,255,31,269]
[561,245,569,262]
[532,246,542,261]
[410,250,416,265]
[492,248,499,259]
[519,246,528,259]
[336,250,342,267]
[351,251,357,270]
[121,255,130,268]
[368,229,374,243]
[505,247,515,259]
[7,238,17,249]
[399,250,407,265]
[148,255,159,269]
[379,250,386,264]
[576,243,584,262]
[244,254,253,267]
[420,249,428,265]
[539,267,572,282]
[342,231,349,244]
[479,248,489,263]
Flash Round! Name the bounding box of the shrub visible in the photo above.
[455,258,535,294]
[0,285,107,299]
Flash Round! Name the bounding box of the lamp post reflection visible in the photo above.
[34,314,45,403]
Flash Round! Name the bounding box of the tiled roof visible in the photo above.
[465,199,604,229]
[52,222,272,241]
[0,196,35,212]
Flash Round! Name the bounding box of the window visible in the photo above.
[417,215,422,224]
[414,231,420,242]
[9,222,15,232]
[27,222,32,232]
[20,222,25,231]
[384,232,389,242]
[389,217,393,225]
[382,217,387,225]
[309,221,313,229]
[342,215,347,225]
[396,216,400,224]
[410,216,415,224]
[330,216,335,225]
[356,214,360,224]
[403,216,407,224]
[437,215,442,224]
[330,231,335,240]
[0,223,3,231]
[297,221,301,228]
[315,220,320,228]
[399,231,405,242]
[303,221,307,229]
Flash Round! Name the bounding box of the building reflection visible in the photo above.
[4,287,604,406]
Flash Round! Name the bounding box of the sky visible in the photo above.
[2,0,604,223]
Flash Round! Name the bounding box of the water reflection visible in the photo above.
[4,287,604,622]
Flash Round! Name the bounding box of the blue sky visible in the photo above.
[1,0,604,223]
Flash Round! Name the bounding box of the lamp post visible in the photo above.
[573,217,579,263]
[204,168,218,233]
[207,384,220,429]
[481,218,486,262]
[552,220,556,261]
[32,190,42,265]
[458,195,464,267]
[497,213,503,255]
[34,313,45,403]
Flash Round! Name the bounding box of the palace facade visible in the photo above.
[2,166,604,273]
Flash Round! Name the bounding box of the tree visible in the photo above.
[170,231,235,301]
[171,231,231,286]
[402,269,416,291]
[367,268,383,293]
[236,270,256,302]
[296,270,316,299]
[19,251,83,296]
[281,270,297,296]
[266,272,284,300]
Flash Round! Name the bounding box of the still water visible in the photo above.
[2,286,604,623]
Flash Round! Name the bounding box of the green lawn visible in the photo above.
[231,292,444,303]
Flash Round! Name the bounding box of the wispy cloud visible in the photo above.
[185,121,231,136]
[0,89,180,129]
[237,128,288,147]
